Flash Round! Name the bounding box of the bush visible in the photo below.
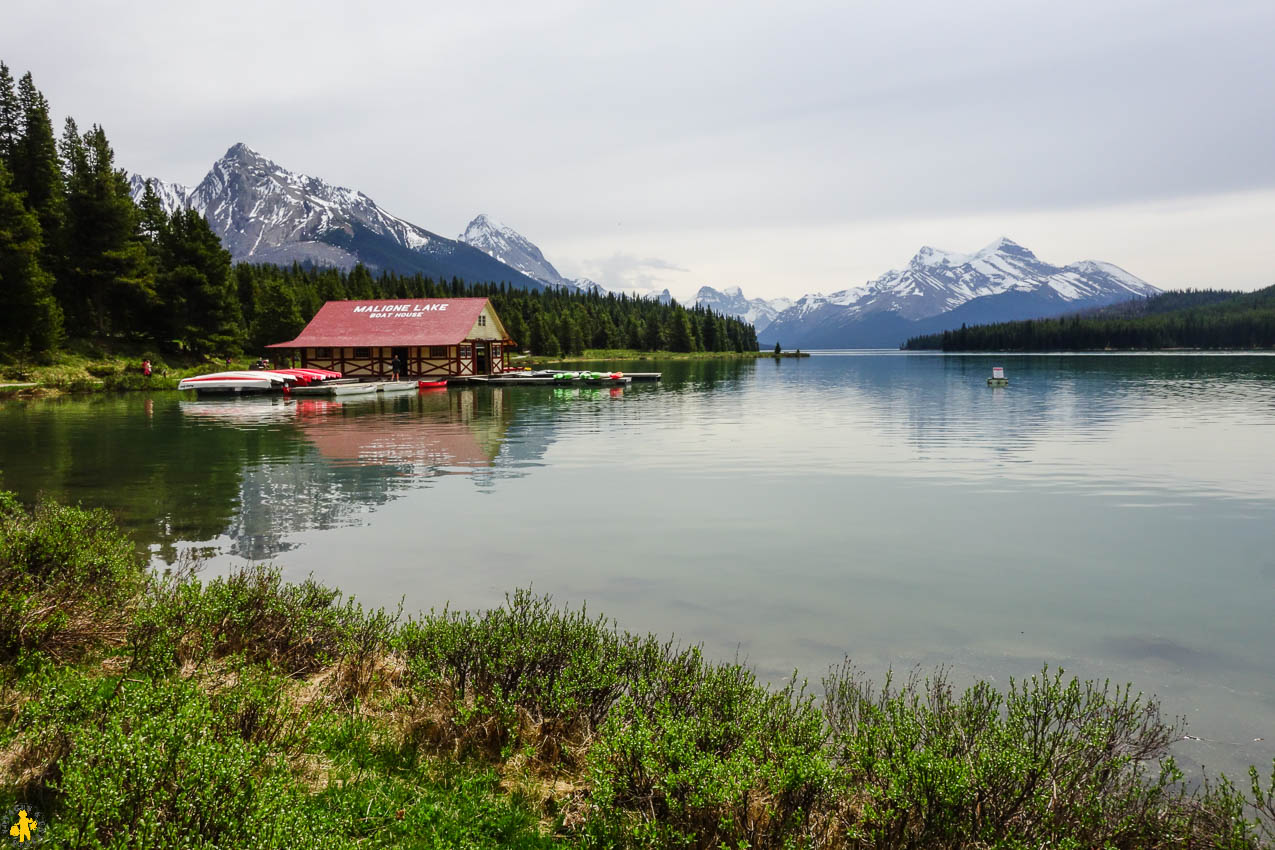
[821,663,1257,849]
[7,669,336,848]
[130,564,380,680]
[586,664,835,849]
[0,492,145,663]
[396,590,674,763]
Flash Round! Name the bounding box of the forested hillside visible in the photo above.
[903,286,1275,351]
[0,61,755,361]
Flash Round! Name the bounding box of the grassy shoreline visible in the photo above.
[1,493,1272,847]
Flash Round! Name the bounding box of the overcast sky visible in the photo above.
[7,0,1274,300]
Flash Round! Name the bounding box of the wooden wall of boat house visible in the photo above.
[296,341,508,377]
[300,347,456,378]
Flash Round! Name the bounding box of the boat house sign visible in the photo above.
[353,303,450,319]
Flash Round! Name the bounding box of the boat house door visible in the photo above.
[391,346,408,377]
[474,342,489,375]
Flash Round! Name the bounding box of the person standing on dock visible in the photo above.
[391,353,404,381]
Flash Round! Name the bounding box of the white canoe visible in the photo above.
[377,381,418,393]
[330,383,379,396]
[178,370,298,392]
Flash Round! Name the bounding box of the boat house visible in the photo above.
[267,298,516,379]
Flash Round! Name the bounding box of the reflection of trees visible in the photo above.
[0,395,273,562]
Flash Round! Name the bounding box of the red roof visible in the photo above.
[267,298,501,348]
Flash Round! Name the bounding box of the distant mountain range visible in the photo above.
[129,144,547,290]
[693,287,793,334]
[756,238,1160,348]
[129,146,1158,347]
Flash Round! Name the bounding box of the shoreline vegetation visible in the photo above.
[904,286,1275,352]
[0,347,811,399]
[1,493,1272,848]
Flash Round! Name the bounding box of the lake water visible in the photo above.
[2,352,1273,780]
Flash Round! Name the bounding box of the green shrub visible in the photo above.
[0,492,145,663]
[130,564,377,679]
[396,590,676,762]
[8,669,336,848]
[821,663,1259,849]
[585,664,835,849]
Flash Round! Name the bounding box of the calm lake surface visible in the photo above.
[2,352,1273,779]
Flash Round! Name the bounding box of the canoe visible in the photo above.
[330,383,379,396]
[417,379,448,389]
[378,381,418,393]
[178,370,295,393]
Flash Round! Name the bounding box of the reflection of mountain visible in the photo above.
[788,354,1274,493]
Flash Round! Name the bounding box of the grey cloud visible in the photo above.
[4,0,1273,297]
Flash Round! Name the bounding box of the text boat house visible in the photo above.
[267,298,516,379]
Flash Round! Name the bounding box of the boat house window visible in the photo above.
[477,315,487,327]
[353,347,371,358]
[459,344,472,359]
[429,346,448,358]
[491,344,501,359]
[313,347,331,359]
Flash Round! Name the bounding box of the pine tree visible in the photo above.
[248,273,302,351]
[137,178,168,246]
[644,313,666,351]
[11,72,65,283]
[669,309,695,352]
[0,63,18,169]
[0,161,62,354]
[155,208,241,353]
[62,124,155,336]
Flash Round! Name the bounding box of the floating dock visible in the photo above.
[458,371,659,387]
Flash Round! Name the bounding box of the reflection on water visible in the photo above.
[1,353,1272,780]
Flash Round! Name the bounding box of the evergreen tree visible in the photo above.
[644,313,666,351]
[0,63,18,168]
[62,124,155,336]
[155,208,241,353]
[504,308,528,351]
[668,309,695,352]
[137,178,168,245]
[11,72,64,283]
[0,161,62,353]
[248,273,303,352]
[529,311,560,356]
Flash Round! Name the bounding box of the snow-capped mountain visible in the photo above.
[759,238,1160,349]
[128,144,545,289]
[458,214,602,294]
[694,286,793,334]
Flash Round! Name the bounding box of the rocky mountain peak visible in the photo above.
[977,236,1036,260]
[126,146,547,289]
[458,214,603,294]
